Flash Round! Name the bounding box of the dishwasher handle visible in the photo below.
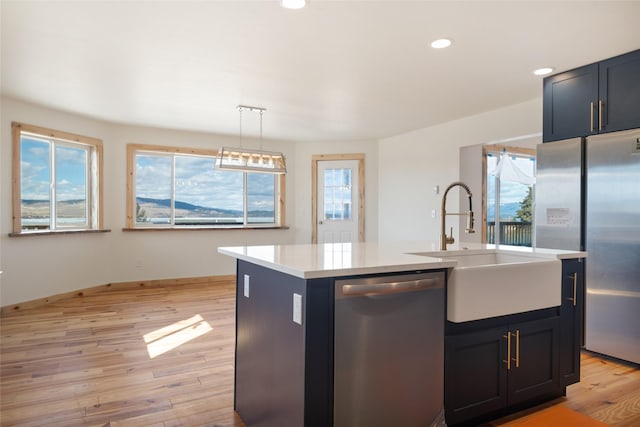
[341,278,441,297]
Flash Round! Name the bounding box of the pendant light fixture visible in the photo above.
[216,105,287,174]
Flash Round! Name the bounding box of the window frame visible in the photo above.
[481,143,536,245]
[11,122,105,235]
[125,144,286,230]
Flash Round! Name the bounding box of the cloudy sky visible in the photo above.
[135,153,275,212]
[21,137,87,202]
[21,137,275,214]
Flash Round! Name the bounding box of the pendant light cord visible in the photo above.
[259,109,263,150]
[238,106,243,149]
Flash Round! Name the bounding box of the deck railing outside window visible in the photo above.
[486,221,532,247]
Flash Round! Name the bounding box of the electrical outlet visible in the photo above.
[243,274,250,298]
[136,257,143,268]
[293,293,302,325]
[431,209,437,218]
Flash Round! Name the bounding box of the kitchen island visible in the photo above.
[219,242,586,427]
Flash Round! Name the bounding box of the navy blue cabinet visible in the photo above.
[508,317,560,405]
[559,258,585,387]
[599,51,640,134]
[235,258,584,427]
[445,313,561,425]
[445,326,508,424]
[234,260,334,427]
[543,64,598,142]
[543,49,640,142]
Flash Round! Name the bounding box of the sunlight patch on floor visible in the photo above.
[144,314,213,359]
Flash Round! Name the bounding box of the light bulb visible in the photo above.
[533,67,554,76]
[431,38,452,49]
[281,0,306,10]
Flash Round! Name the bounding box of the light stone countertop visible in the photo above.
[218,241,587,279]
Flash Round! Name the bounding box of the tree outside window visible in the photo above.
[486,149,535,247]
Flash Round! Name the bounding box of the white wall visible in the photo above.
[377,98,542,243]
[0,97,296,306]
[459,143,483,245]
[1,95,538,306]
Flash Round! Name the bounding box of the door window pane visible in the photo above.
[324,168,352,221]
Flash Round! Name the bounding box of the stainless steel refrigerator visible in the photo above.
[535,129,640,364]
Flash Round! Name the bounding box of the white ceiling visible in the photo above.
[2,1,639,142]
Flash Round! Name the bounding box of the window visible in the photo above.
[323,167,353,221]
[11,122,104,234]
[483,145,536,247]
[126,144,285,228]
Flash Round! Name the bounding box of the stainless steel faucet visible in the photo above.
[440,181,475,250]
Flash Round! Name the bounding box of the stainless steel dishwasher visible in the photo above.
[334,271,445,427]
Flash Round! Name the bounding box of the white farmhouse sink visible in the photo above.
[411,251,562,323]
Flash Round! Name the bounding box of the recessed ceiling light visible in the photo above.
[281,0,306,9]
[533,67,554,76]
[431,38,453,49]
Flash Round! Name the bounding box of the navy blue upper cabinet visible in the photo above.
[543,49,640,142]
[543,64,598,142]
[599,51,640,134]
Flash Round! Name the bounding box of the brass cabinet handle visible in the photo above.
[599,100,603,131]
[503,332,511,370]
[590,102,595,132]
[514,330,520,368]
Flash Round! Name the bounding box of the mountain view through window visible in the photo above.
[135,152,276,226]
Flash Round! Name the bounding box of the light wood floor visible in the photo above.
[2,278,639,426]
[487,352,640,427]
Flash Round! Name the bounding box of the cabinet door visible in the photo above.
[543,64,598,142]
[599,49,640,133]
[508,317,560,405]
[559,259,584,386]
[444,327,508,425]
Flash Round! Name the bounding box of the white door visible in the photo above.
[317,160,360,244]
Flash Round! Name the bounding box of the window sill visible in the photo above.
[122,225,289,232]
[9,229,112,237]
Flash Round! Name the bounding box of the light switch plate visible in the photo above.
[293,293,302,325]
[243,274,250,298]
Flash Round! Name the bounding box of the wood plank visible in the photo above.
[0,274,234,315]
[2,276,638,426]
